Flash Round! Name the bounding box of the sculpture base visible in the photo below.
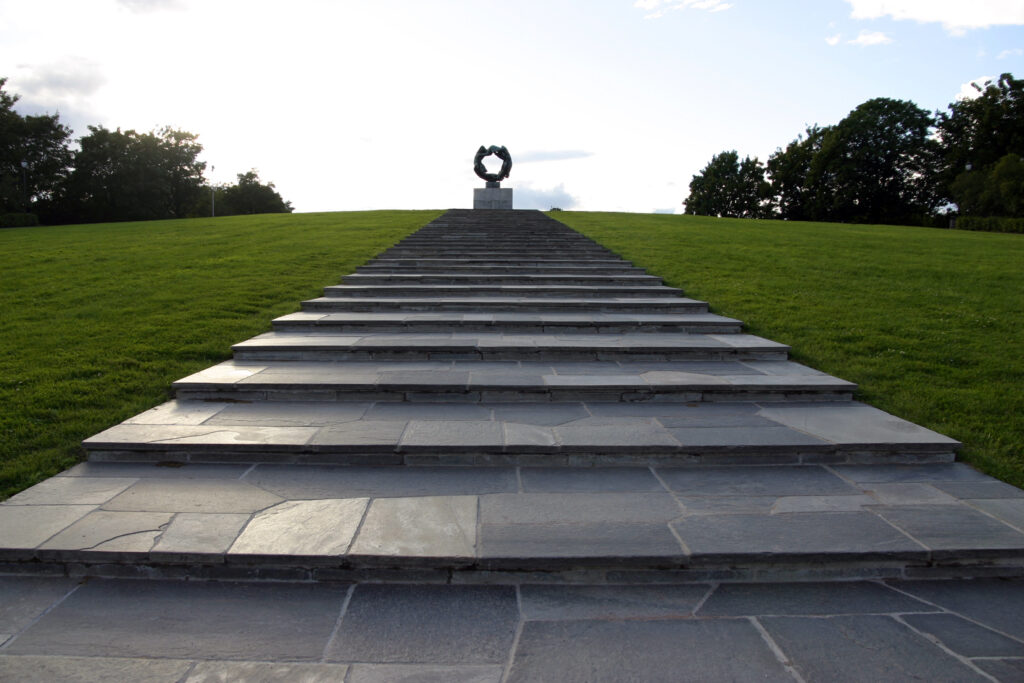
[474,187,513,210]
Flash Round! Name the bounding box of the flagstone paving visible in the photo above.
[2,209,1021,680]
[2,575,1023,681]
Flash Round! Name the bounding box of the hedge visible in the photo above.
[0,213,40,228]
[957,216,1024,233]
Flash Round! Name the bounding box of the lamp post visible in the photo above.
[20,160,28,212]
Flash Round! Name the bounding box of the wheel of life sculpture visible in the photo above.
[473,145,513,183]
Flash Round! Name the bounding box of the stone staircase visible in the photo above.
[4,209,1023,584]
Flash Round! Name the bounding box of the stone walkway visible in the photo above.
[2,575,1024,681]
[2,209,1023,680]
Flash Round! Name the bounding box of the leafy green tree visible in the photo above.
[157,127,205,219]
[806,97,938,224]
[61,125,206,223]
[216,170,293,215]
[0,78,72,217]
[765,125,829,221]
[937,73,1024,211]
[951,153,1024,217]
[684,150,769,218]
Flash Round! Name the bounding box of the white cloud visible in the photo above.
[956,76,994,100]
[13,57,106,101]
[513,183,579,210]
[635,0,733,19]
[517,150,594,163]
[825,33,842,46]
[117,0,183,11]
[848,30,893,46]
[845,0,1024,35]
[998,48,1024,59]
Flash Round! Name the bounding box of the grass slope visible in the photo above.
[553,212,1024,488]
[0,210,440,499]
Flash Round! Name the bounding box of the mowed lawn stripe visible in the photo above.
[554,212,1024,489]
[0,210,440,499]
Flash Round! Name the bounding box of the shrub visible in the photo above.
[957,216,1024,233]
[0,213,39,228]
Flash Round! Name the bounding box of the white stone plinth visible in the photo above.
[473,187,513,210]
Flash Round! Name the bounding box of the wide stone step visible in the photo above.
[321,284,681,299]
[7,461,1020,583]
[83,399,958,467]
[272,311,741,334]
[357,264,646,275]
[387,244,608,252]
[300,296,703,313]
[341,273,664,286]
[231,332,790,362]
[392,237,597,244]
[172,359,856,403]
[363,258,633,268]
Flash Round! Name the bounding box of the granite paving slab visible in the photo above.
[519,583,709,621]
[152,512,251,557]
[0,505,98,550]
[186,661,353,682]
[0,655,193,683]
[228,498,367,557]
[506,618,794,682]
[39,510,174,554]
[346,664,503,683]
[325,584,518,664]
[349,495,477,558]
[100,478,282,513]
[891,578,1024,638]
[3,477,137,506]
[0,576,78,638]
[760,615,988,681]
[670,511,928,563]
[3,579,349,660]
[901,613,1024,657]
[696,580,936,616]
[968,498,1024,531]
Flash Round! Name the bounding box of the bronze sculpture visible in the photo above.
[473,145,513,183]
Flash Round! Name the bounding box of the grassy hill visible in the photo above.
[0,211,441,499]
[1,209,1020,499]
[554,211,1023,488]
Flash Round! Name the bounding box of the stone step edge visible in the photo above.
[364,259,635,265]
[232,349,792,362]
[271,321,743,335]
[322,285,680,295]
[357,264,645,270]
[172,387,856,403]
[83,447,957,468]
[302,298,700,309]
[340,276,666,285]
[2,550,1021,584]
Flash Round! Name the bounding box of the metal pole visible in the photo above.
[211,165,215,217]
[20,161,28,212]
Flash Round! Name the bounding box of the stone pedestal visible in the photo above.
[473,185,513,210]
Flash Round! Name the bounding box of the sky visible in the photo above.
[2,0,1022,214]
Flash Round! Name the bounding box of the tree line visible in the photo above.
[684,73,1024,227]
[0,78,292,226]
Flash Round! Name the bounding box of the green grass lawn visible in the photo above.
[0,210,440,499]
[553,211,1024,488]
